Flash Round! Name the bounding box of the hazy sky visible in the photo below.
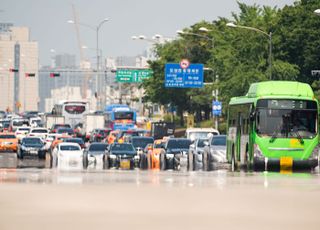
[0,0,295,66]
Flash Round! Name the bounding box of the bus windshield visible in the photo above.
[114,111,133,120]
[256,99,317,139]
[64,105,86,114]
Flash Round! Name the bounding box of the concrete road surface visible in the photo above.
[0,153,319,230]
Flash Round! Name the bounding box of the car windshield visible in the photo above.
[189,132,217,140]
[89,144,107,151]
[211,136,226,146]
[60,145,80,151]
[65,139,84,145]
[54,124,71,129]
[13,120,29,126]
[111,144,135,152]
[167,139,191,149]
[131,138,154,149]
[0,135,16,139]
[154,142,165,149]
[18,128,30,132]
[32,129,47,133]
[57,128,74,134]
[197,139,208,148]
[23,138,43,145]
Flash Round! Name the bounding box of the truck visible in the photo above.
[82,114,105,139]
[45,115,65,130]
[150,122,175,140]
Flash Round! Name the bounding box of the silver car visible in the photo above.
[202,135,227,171]
[188,138,208,171]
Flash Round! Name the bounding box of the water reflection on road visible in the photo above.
[0,152,319,190]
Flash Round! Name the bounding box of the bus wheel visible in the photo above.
[231,152,236,172]
[245,152,253,172]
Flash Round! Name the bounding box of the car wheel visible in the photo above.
[160,153,166,170]
[188,152,194,171]
[203,151,208,171]
[103,156,109,169]
[139,153,148,170]
[83,156,88,169]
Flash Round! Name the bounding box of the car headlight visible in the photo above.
[21,145,27,151]
[253,144,264,159]
[109,154,116,159]
[166,153,174,159]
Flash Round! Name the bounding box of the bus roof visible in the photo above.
[57,100,88,105]
[105,104,130,112]
[230,81,315,105]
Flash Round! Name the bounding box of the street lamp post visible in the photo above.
[226,22,272,80]
[176,28,214,48]
[68,18,109,110]
[68,18,109,70]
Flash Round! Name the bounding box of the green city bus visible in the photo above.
[227,81,319,171]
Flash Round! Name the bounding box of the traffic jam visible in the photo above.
[1,81,319,174]
[0,104,228,172]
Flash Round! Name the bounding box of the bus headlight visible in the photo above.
[310,145,320,160]
[253,144,264,159]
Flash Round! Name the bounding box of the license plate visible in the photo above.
[30,150,38,154]
[120,160,130,169]
[280,157,293,170]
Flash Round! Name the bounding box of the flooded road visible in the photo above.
[0,152,319,230]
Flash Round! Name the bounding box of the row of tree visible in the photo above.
[142,0,320,127]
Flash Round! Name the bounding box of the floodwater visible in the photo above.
[0,152,319,230]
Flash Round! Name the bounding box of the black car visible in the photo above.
[50,124,71,133]
[105,143,138,169]
[56,127,75,136]
[83,142,109,169]
[159,138,191,170]
[130,136,154,153]
[18,137,46,159]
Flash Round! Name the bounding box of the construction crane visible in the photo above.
[70,4,90,100]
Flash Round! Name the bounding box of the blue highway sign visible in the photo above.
[165,63,204,88]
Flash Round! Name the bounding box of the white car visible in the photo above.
[29,128,49,139]
[186,128,220,142]
[52,142,83,170]
[15,126,31,140]
[29,117,43,128]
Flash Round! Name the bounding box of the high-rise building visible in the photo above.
[0,24,39,112]
[54,53,76,69]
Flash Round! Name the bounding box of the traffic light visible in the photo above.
[25,73,36,77]
[9,68,19,72]
[50,73,60,78]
